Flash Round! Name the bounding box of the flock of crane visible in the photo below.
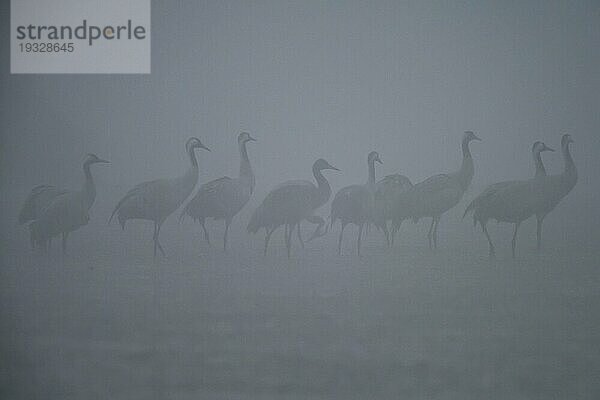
[18,131,577,259]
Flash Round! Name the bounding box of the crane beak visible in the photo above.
[200,144,211,152]
[329,165,340,171]
[376,157,383,165]
[472,134,482,141]
[545,146,555,152]
[247,136,257,142]
[97,158,110,164]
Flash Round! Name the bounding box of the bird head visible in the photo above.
[85,153,110,164]
[238,131,257,144]
[463,131,481,143]
[561,133,574,147]
[186,137,211,152]
[368,151,383,165]
[313,158,340,172]
[532,141,555,153]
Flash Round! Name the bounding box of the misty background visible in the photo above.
[1,1,599,399]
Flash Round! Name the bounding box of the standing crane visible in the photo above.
[109,137,210,258]
[406,131,480,248]
[330,151,381,256]
[372,173,413,247]
[463,141,554,257]
[182,132,256,251]
[19,185,66,249]
[534,134,577,253]
[247,159,339,258]
[27,154,109,254]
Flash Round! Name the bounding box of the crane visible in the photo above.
[406,131,480,248]
[182,132,256,251]
[372,173,413,247]
[533,134,577,253]
[28,154,109,254]
[109,137,210,258]
[464,141,554,257]
[248,159,339,257]
[330,151,381,256]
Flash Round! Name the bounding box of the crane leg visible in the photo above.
[357,223,364,256]
[153,222,158,258]
[338,223,346,256]
[223,219,231,252]
[61,232,69,256]
[297,223,304,249]
[201,221,210,245]
[264,227,275,256]
[536,215,544,253]
[153,222,166,258]
[433,216,441,249]
[392,219,403,247]
[481,221,495,258]
[511,222,521,259]
[285,223,294,258]
[427,218,435,249]
[381,221,390,247]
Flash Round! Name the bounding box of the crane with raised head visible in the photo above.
[464,141,554,257]
[406,131,480,248]
[182,132,256,251]
[28,153,109,254]
[330,151,381,256]
[109,137,210,258]
[533,134,577,253]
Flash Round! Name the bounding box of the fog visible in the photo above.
[1,1,599,398]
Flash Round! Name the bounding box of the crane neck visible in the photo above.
[187,146,199,169]
[562,142,577,179]
[533,148,547,178]
[313,165,332,204]
[367,158,376,185]
[239,140,254,181]
[82,161,96,208]
[458,138,475,190]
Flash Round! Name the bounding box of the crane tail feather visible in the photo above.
[109,191,137,225]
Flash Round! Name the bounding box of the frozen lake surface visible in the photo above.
[1,223,599,399]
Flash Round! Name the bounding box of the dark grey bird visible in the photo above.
[372,173,413,247]
[464,141,554,257]
[406,131,480,248]
[532,134,577,253]
[182,132,256,251]
[19,185,66,248]
[330,151,381,256]
[27,154,109,254]
[248,159,339,257]
[109,137,210,258]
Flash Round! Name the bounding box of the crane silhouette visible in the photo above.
[27,154,109,254]
[109,137,210,258]
[373,173,413,247]
[248,159,339,257]
[406,131,480,248]
[330,151,381,256]
[464,141,554,257]
[182,132,256,251]
[19,185,66,249]
[533,134,577,253]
